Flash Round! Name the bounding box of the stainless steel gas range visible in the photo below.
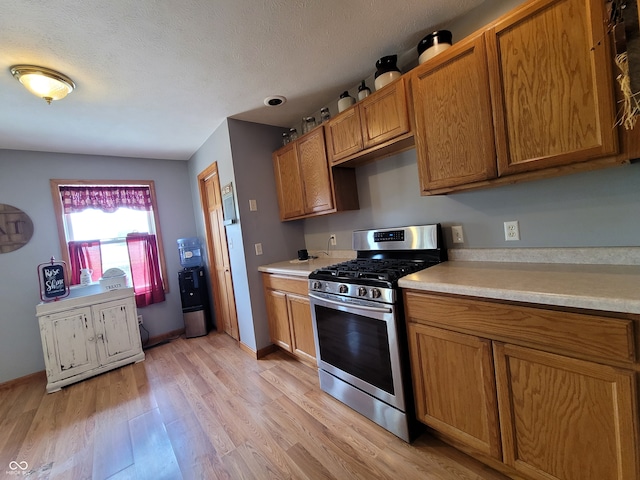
[308,224,446,442]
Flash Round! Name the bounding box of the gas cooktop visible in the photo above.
[309,224,446,301]
[310,258,438,285]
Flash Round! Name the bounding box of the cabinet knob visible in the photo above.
[96,333,104,340]
[88,336,95,342]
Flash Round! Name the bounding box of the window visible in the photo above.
[51,180,169,307]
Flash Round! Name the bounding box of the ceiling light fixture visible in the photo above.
[10,65,75,104]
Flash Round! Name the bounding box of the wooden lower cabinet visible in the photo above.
[287,293,316,362]
[262,273,316,365]
[264,288,293,351]
[407,323,502,459]
[494,343,638,480]
[404,290,640,480]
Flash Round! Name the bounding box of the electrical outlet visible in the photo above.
[137,315,143,325]
[255,243,263,255]
[329,234,337,246]
[504,221,520,241]
[249,199,257,211]
[451,225,464,244]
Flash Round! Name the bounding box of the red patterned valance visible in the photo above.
[60,186,152,214]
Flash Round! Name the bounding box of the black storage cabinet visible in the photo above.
[178,266,212,338]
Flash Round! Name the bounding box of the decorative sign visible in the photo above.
[0,204,34,253]
[38,258,69,301]
[221,182,237,225]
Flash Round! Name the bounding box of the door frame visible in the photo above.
[197,162,239,340]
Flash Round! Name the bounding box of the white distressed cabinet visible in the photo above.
[36,286,145,393]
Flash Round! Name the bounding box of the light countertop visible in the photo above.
[399,261,640,314]
[258,257,353,277]
[259,255,640,315]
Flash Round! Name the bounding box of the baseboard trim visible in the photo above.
[257,344,278,359]
[238,341,278,359]
[144,328,185,349]
[0,370,47,390]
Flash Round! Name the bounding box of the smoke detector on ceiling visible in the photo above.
[264,95,286,107]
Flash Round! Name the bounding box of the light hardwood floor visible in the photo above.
[0,333,509,479]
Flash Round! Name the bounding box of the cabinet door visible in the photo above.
[487,0,618,176]
[40,307,99,382]
[273,143,306,220]
[411,32,497,191]
[287,293,316,365]
[407,323,502,459]
[325,107,364,163]
[264,289,293,352]
[359,78,410,149]
[494,343,639,480]
[92,297,141,364]
[297,128,334,214]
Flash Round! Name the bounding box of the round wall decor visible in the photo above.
[0,204,34,253]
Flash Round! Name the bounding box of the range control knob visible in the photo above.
[339,284,349,294]
[358,287,368,297]
[312,281,322,290]
[371,288,382,299]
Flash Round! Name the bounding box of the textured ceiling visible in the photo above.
[0,0,484,160]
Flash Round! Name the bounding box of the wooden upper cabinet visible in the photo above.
[359,79,410,149]
[411,32,497,192]
[325,78,412,164]
[494,343,639,480]
[325,107,363,163]
[297,128,334,214]
[487,0,618,176]
[273,143,306,220]
[272,127,339,221]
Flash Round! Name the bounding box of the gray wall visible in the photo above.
[187,119,305,352]
[303,150,640,250]
[0,149,197,383]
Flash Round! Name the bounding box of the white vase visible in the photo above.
[337,92,355,113]
[374,71,401,91]
[80,268,93,286]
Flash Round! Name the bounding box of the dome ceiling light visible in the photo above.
[10,65,75,104]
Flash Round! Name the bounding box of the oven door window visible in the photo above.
[315,304,394,395]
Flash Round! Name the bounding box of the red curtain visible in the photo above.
[126,233,165,308]
[60,185,153,213]
[68,240,103,285]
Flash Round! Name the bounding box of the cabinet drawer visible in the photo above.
[404,291,635,363]
[262,273,308,296]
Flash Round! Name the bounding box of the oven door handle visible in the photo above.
[308,293,393,314]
